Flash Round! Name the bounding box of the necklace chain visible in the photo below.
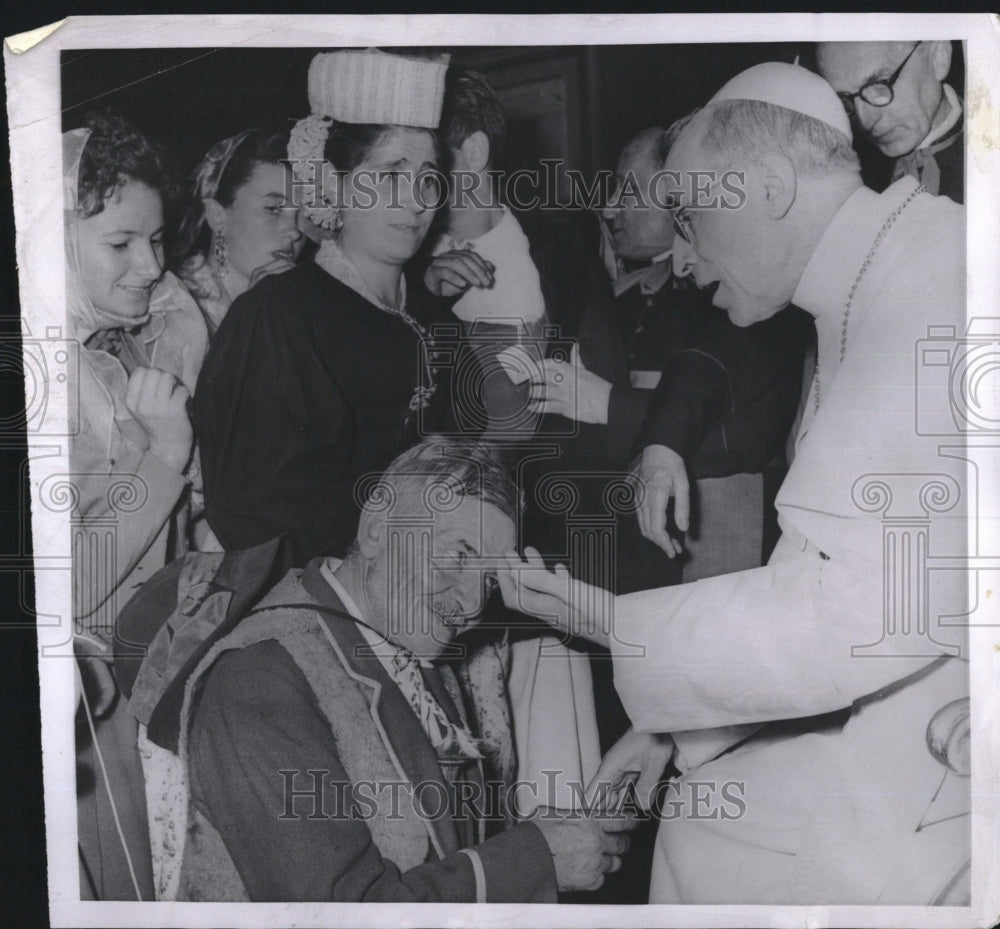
[813,185,925,417]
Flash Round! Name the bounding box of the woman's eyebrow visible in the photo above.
[100,225,164,237]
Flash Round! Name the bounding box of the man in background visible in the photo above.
[817,41,963,202]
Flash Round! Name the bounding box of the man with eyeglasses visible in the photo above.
[817,41,963,202]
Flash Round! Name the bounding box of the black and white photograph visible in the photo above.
[4,13,999,928]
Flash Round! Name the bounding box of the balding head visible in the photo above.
[602,125,681,262]
[816,41,953,158]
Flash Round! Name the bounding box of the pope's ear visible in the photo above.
[202,198,226,233]
[356,508,386,560]
[756,153,797,221]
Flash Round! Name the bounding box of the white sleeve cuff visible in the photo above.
[458,847,486,903]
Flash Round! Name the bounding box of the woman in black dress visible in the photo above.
[196,51,448,563]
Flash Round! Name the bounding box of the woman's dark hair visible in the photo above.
[172,129,290,264]
[76,110,179,219]
[211,130,290,208]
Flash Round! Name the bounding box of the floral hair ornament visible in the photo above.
[288,48,449,231]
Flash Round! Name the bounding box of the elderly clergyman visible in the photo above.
[503,63,970,905]
[138,438,633,901]
[817,41,964,202]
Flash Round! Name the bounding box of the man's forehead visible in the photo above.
[818,41,921,84]
[619,131,661,175]
[436,497,514,549]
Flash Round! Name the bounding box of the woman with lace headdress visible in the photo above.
[173,129,304,336]
[66,111,208,900]
[196,50,450,565]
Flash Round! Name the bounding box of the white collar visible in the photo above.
[319,557,433,668]
[792,176,921,323]
[319,557,365,620]
[917,84,962,150]
[440,204,511,251]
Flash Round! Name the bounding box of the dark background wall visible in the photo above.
[60,43,965,193]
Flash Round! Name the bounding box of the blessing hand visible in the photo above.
[498,546,613,647]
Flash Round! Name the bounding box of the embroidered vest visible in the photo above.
[172,597,442,899]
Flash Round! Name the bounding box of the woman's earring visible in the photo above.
[334,211,344,235]
[213,230,228,278]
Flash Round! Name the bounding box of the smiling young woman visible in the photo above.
[67,110,210,902]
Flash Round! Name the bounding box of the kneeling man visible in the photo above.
[179,438,632,901]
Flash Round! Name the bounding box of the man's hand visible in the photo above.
[532,807,636,892]
[498,547,612,648]
[634,444,690,557]
[587,727,674,811]
[424,248,495,297]
[124,366,194,472]
[528,345,612,424]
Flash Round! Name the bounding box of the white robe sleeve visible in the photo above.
[610,542,949,736]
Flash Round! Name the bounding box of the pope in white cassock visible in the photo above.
[500,62,972,905]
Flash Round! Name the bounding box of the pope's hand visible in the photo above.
[634,444,690,557]
[528,344,612,424]
[424,248,495,297]
[587,727,674,811]
[498,546,613,647]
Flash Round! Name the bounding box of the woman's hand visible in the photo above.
[424,249,495,297]
[498,546,613,647]
[124,366,194,472]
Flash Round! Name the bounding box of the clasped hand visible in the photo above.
[124,366,194,473]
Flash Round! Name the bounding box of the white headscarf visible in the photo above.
[63,127,155,338]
